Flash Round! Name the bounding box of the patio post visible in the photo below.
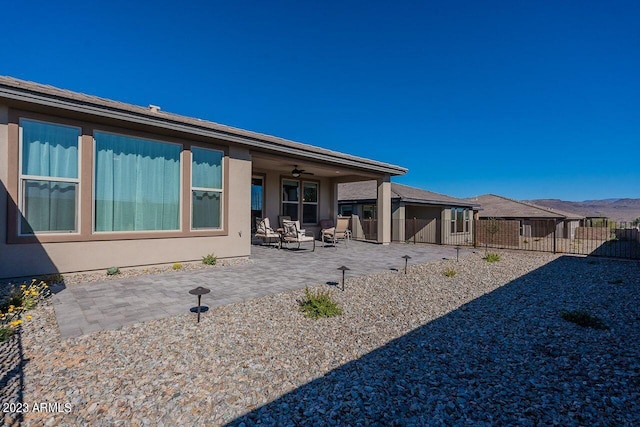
[377,175,391,245]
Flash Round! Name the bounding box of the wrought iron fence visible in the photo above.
[474,219,640,260]
[349,216,640,260]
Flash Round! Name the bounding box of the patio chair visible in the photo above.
[281,219,315,251]
[279,215,307,235]
[254,217,280,247]
[322,216,350,247]
[278,215,291,228]
[320,219,335,247]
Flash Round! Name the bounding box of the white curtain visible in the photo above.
[94,132,180,231]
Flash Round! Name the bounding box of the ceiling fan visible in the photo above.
[291,165,314,177]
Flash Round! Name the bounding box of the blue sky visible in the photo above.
[4,0,639,201]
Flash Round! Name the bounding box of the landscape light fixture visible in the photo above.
[337,265,350,291]
[189,286,211,323]
[402,255,412,274]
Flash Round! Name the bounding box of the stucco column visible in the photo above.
[331,180,339,220]
[377,175,391,245]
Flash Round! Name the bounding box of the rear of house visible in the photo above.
[0,76,406,279]
[469,194,583,247]
[339,181,477,245]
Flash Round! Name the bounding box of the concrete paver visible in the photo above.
[51,241,466,338]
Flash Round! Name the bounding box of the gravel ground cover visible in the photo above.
[0,257,250,290]
[3,251,639,426]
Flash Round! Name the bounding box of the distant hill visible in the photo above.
[528,198,640,223]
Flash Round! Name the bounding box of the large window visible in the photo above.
[282,179,300,221]
[363,204,376,220]
[191,147,223,229]
[339,204,354,217]
[302,182,318,224]
[282,180,319,224]
[19,119,80,234]
[94,131,181,232]
[451,208,470,233]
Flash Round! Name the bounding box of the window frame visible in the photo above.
[190,145,224,231]
[92,129,183,234]
[450,207,470,234]
[339,204,354,217]
[18,118,82,236]
[280,178,321,225]
[302,181,319,225]
[8,110,230,244]
[281,178,301,222]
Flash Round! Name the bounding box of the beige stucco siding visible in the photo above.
[0,130,252,278]
[441,207,474,245]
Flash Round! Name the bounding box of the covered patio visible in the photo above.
[250,152,401,245]
[51,242,464,337]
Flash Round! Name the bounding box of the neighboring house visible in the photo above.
[338,181,478,245]
[0,76,406,279]
[468,194,584,241]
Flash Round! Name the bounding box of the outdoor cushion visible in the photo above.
[256,218,268,234]
[283,221,298,238]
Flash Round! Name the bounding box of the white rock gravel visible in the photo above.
[2,251,639,426]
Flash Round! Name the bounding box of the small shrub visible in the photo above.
[560,309,608,330]
[106,267,120,276]
[523,239,529,244]
[202,253,217,266]
[299,287,342,319]
[172,262,183,270]
[0,326,14,342]
[443,268,456,277]
[484,253,501,263]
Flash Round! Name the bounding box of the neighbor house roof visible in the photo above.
[339,181,477,208]
[0,76,407,176]
[467,194,584,220]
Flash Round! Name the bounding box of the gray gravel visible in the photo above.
[4,251,639,425]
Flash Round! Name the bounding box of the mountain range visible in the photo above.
[528,198,640,222]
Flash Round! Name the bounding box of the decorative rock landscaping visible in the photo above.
[2,251,639,425]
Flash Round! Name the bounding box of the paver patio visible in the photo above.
[51,241,465,337]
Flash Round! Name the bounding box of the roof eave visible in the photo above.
[401,197,477,208]
[0,84,408,176]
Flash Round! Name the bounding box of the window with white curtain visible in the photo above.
[94,131,181,232]
[19,119,80,234]
[191,146,223,229]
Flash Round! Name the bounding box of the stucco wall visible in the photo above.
[441,207,474,245]
[0,107,252,279]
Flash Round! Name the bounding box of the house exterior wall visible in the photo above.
[0,105,253,279]
[441,207,474,245]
